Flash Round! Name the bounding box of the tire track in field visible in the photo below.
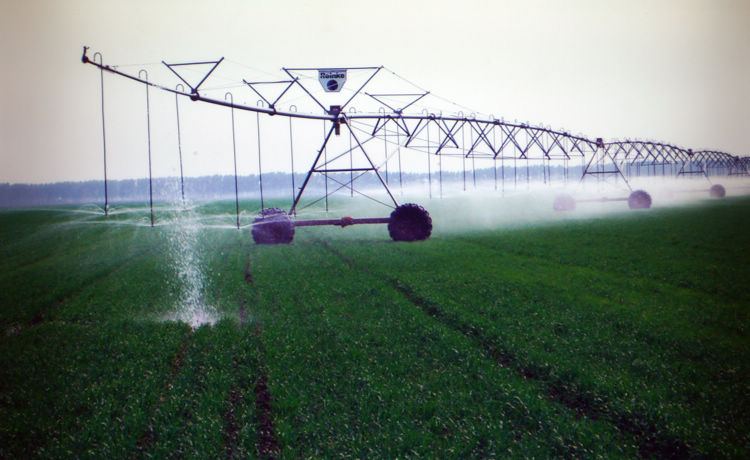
[223,360,245,458]
[222,293,254,457]
[239,300,250,326]
[235,245,281,460]
[244,245,279,457]
[252,325,280,460]
[136,331,192,456]
[244,251,254,284]
[318,239,693,459]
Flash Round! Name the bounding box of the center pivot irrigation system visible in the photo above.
[81,47,748,243]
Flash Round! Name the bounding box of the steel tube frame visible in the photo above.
[139,69,155,227]
[293,217,390,227]
[226,92,241,230]
[91,51,109,216]
[82,47,745,213]
[175,83,186,206]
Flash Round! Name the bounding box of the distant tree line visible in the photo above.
[0,165,581,208]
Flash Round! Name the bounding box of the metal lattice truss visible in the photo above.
[362,115,595,160]
[686,150,749,176]
[580,141,748,189]
[81,47,748,217]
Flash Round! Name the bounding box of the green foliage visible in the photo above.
[0,198,748,458]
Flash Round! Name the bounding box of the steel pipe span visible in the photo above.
[81,46,748,237]
[81,46,745,170]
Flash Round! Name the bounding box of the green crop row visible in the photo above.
[248,242,639,458]
[1,197,748,458]
[0,320,187,457]
[315,199,750,457]
[0,205,266,458]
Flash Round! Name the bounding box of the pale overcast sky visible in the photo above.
[1,0,749,183]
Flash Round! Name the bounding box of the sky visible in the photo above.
[1,0,749,184]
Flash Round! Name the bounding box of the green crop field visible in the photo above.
[1,195,749,458]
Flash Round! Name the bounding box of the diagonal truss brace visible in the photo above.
[162,58,224,99]
[366,92,429,114]
[581,138,632,190]
[242,78,297,111]
[283,66,383,115]
[290,115,398,215]
[676,149,709,178]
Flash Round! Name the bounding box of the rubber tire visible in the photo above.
[553,193,576,212]
[628,190,652,210]
[252,208,295,244]
[388,203,432,242]
[709,184,726,198]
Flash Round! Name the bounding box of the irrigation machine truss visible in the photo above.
[81,47,748,241]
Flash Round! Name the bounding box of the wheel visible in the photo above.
[252,208,295,244]
[388,203,432,242]
[553,193,576,211]
[628,190,652,209]
[709,184,726,198]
